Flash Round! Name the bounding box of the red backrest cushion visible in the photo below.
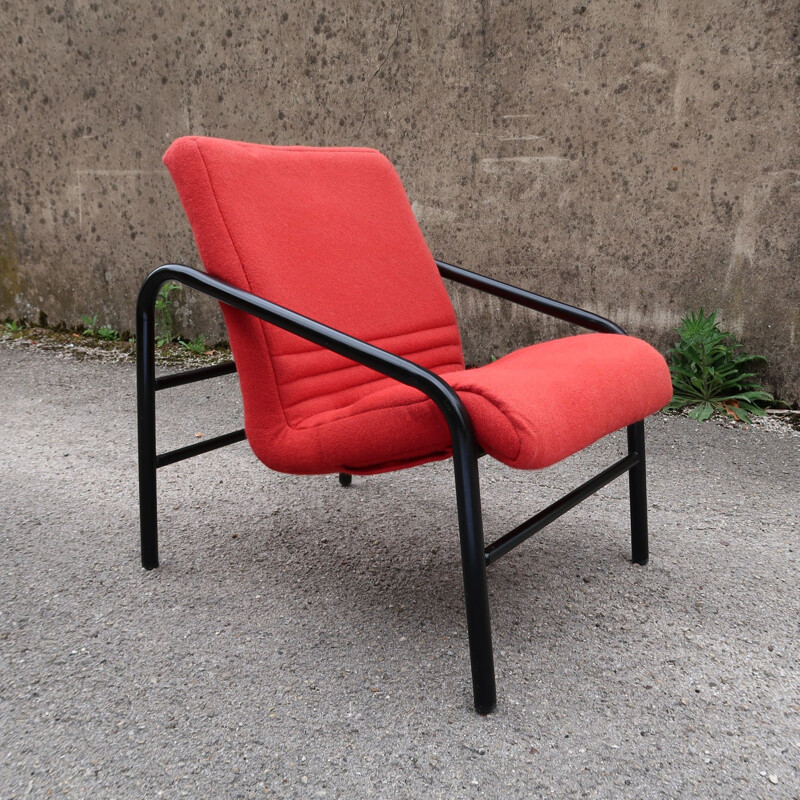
[163,136,464,437]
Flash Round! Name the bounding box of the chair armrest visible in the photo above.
[435,259,626,335]
[136,264,477,447]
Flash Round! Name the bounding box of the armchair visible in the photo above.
[137,136,672,713]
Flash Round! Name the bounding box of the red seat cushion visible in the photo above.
[163,136,672,475]
[248,332,672,474]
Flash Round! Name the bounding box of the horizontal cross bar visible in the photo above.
[484,452,639,566]
[156,428,247,468]
[155,360,237,391]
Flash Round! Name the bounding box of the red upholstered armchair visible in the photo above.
[137,136,672,714]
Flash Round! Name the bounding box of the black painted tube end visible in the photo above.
[473,683,497,715]
[475,699,497,716]
[338,473,352,487]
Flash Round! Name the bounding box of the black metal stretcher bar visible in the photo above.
[484,452,640,566]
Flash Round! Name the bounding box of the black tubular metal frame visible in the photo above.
[137,260,650,715]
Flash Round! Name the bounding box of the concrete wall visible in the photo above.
[1,0,798,401]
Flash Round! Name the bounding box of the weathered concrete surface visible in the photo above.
[2,344,800,799]
[1,1,798,400]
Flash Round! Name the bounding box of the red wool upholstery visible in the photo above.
[163,136,672,475]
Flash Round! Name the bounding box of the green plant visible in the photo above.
[666,308,773,422]
[155,281,180,347]
[80,313,98,336]
[97,324,120,341]
[78,314,122,341]
[4,319,23,332]
[179,334,208,355]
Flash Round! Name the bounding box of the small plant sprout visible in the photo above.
[80,313,98,336]
[4,319,23,332]
[97,324,120,341]
[180,334,209,355]
[666,308,774,422]
[79,313,120,341]
[155,281,180,347]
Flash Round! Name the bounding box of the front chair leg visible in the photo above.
[451,444,497,714]
[627,420,649,566]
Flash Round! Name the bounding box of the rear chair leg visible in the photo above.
[338,473,352,487]
[627,420,649,566]
[137,289,160,570]
[139,455,159,570]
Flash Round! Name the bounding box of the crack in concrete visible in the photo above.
[356,5,406,139]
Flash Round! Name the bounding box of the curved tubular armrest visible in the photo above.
[435,259,626,335]
[136,264,478,451]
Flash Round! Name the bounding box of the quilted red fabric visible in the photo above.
[163,136,672,474]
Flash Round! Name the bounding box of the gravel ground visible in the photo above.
[1,344,798,799]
